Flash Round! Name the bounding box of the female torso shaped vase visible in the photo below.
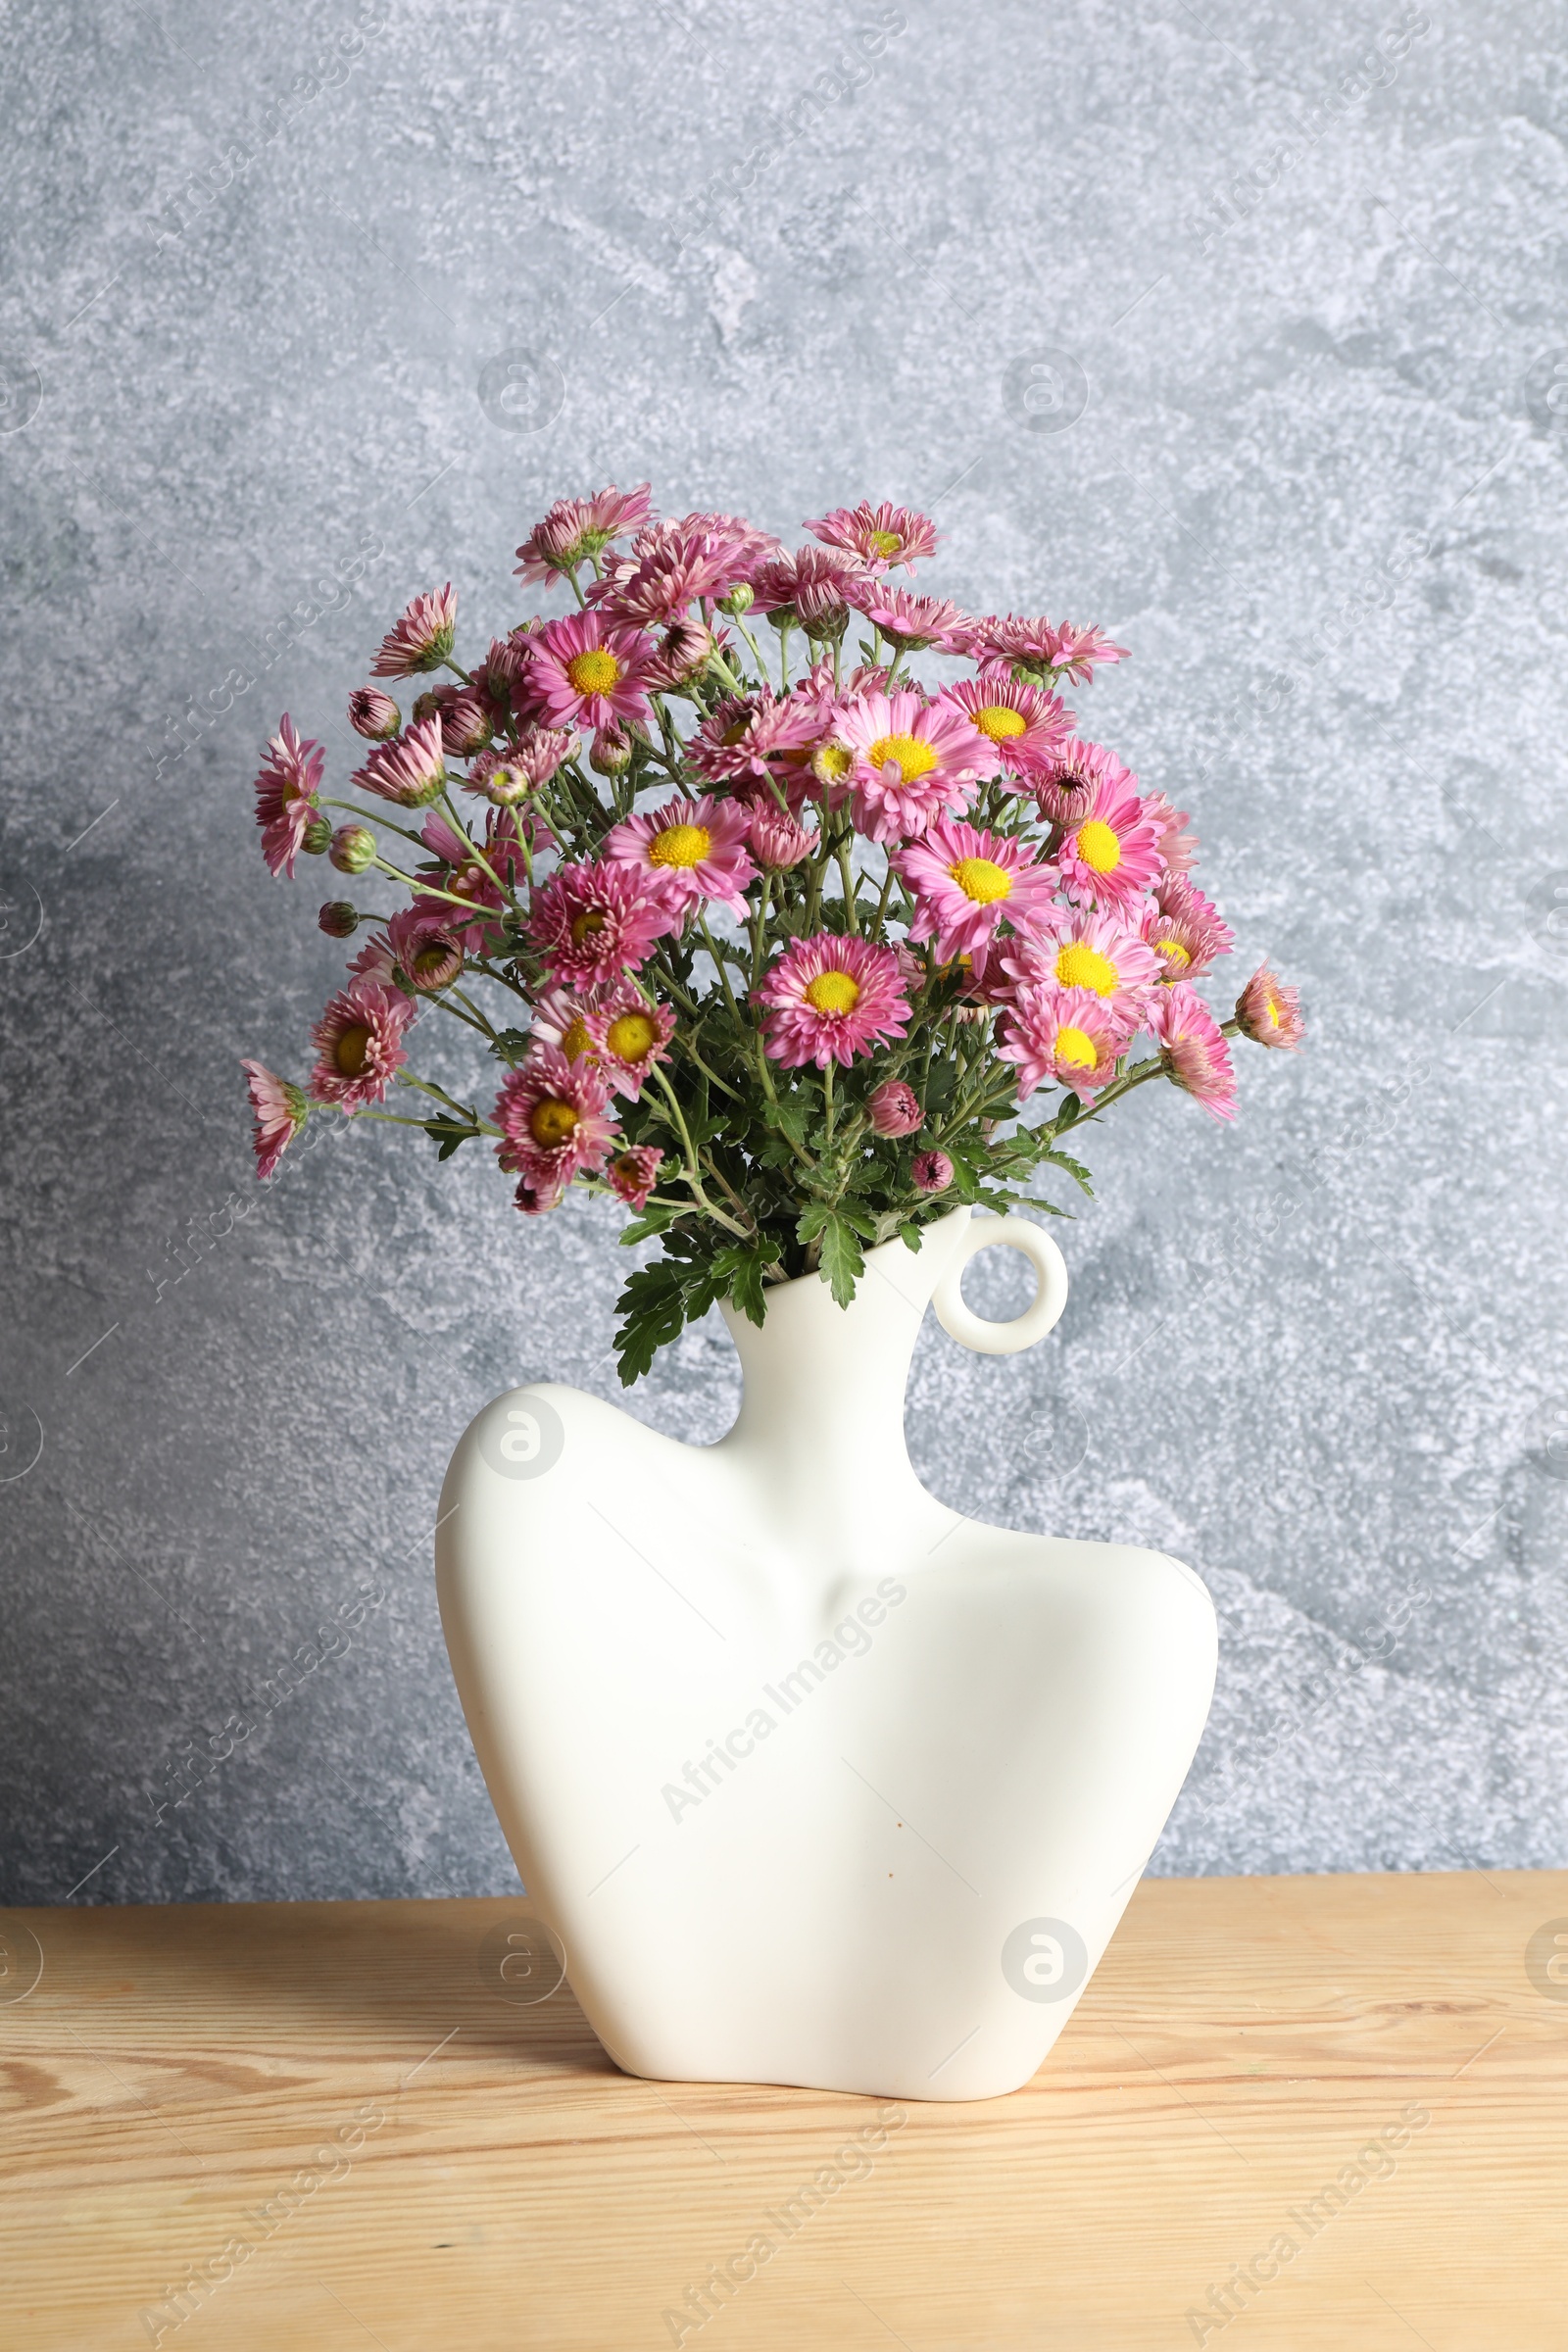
[436,1206,1216,2102]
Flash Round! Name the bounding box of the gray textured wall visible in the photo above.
[3,0,1565,1910]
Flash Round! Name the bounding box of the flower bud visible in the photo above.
[348,687,401,741]
[318,901,360,938]
[329,824,376,874]
[589,722,634,776]
[748,807,813,868]
[911,1150,955,1194]
[868,1079,922,1138]
[404,933,464,993]
[301,814,332,856]
[434,685,492,758]
[716,582,754,616]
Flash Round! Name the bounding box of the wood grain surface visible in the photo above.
[2,1870,1564,2350]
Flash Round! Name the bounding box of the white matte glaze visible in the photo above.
[436,1206,1217,2100]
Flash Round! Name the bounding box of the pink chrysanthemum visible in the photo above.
[608,1145,665,1209]
[252,714,324,878]
[998,986,1129,1101]
[528,610,657,732]
[348,687,401,741]
[527,859,676,987]
[911,1150,955,1193]
[353,713,447,809]
[938,674,1073,783]
[464,725,574,804]
[495,1046,619,1202]
[1057,772,1164,912]
[847,581,972,652]
[307,978,413,1110]
[1003,908,1161,1025]
[1235,963,1304,1049]
[514,484,654,585]
[831,689,991,843]
[896,817,1059,967]
[1141,875,1235,982]
[370,585,457,678]
[960,613,1128,685]
[603,794,757,919]
[806,502,938,571]
[1149,983,1237,1119]
[1143,790,1199,877]
[527,983,600,1065]
[581,982,677,1099]
[748,545,866,637]
[1025,736,1129,828]
[687,690,821,796]
[748,805,814,868]
[431,684,492,758]
[754,933,910,1069]
[241,1060,309,1178]
[644,617,722,691]
[868,1079,923,1137]
[588,512,778,618]
[384,906,464,995]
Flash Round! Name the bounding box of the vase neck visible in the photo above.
[715,1210,969,1552]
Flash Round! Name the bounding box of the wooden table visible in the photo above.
[3,1871,1564,2350]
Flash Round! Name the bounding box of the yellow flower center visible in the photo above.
[569,908,608,946]
[560,1017,594,1060]
[1054,942,1118,995]
[1054,1025,1101,1072]
[804,969,861,1015]
[564,648,621,696]
[606,1010,659,1062]
[649,822,711,869]
[1074,818,1122,874]
[814,742,853,779]
[950,857,1012,906]
[969,704,1027,742]
[411,945,454,986]
[867,732,938,784]
[1154,935,1190,968]
[868,529,903,558]
[334,1024,371,1076]
[529,1099,579,1149]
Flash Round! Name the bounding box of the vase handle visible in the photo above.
[932,1213,1069,1356]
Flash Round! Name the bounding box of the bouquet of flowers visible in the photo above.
[243,486,1302,1382]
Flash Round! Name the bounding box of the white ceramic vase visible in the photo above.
[436,1205,1216,2101]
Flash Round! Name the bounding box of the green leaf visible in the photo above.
[726,1238,780,1328]
[795,1201,830,1247]
[422,1117,476,1161]
[617,1201,683,1247]
[899,1221,924,1252]
[489,1027,532,1064]
[818,1213,865,1308]
[1055,1092,1081,1131]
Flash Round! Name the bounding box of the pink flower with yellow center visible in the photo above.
[527,984,601,1065]
[582,983,676,1099]
[494,1046,619,1201]
[1149,984,1237,1119]
[307,978,413,1109]
[806,502,938,571]
[514,484,653,585]
[831,689,990,844]
[608,1145,665,1209]
[252,714,324,878]
[1057,772,1164,912]
[370,584,457,678]
[753,933,910,1069]
[1141,875,1235,981]
[1235,963,1304,1049]
[464,726,574,805]
[603,793,758,918]
[527,859,677,987]
[384,906,464,995]
[896,817,1059,967]
[998,986,1129,1100]
[1004,908,1161,1024]
[241,1061,308,1178]
[938,674,1073,783]
[529,610,657,731]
